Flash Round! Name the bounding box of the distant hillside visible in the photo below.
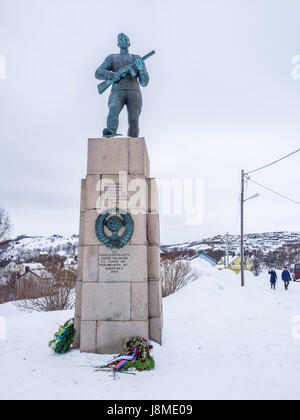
[3,235,79,261]
[2,231,300,262]
[162,231,300,256]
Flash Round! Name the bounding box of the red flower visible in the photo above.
[141,359,146,363]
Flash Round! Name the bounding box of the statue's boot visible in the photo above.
[103,128,116,137]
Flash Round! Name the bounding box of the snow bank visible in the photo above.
[1,266,300,400]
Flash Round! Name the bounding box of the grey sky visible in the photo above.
[0,0,300,244]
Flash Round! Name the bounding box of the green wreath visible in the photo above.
[49,318,75,354]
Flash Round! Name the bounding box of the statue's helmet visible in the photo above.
[118,33,130,48]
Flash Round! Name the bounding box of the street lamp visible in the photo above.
[244,193,260,202]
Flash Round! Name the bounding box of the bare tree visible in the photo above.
[161,258,197,298]
[0,272,18,303]
[245,245,300,272]
[251,257,264,277]
[0,207,12,258]
[0,207,11,242]
[15,269,76,312]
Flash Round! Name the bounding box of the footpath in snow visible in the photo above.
[1,261,300,400]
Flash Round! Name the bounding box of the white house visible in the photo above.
[0,259,21,277]
[18,267,54,299]
[63,256,78,272]
[19,263,47,275]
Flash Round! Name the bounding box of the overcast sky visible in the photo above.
[1,0,300,244]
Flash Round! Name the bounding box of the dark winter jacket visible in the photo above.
[282,270,291,282]
[269,271,277,283]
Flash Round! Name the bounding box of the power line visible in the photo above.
[229,197,240,236]
[247,177,300,206]
[232,203,240,236]
[240,146,300,287]
[246,147,300,176]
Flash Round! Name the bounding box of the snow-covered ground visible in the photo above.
[1,261,300,400]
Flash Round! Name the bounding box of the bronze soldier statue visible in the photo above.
[95,33,154,138]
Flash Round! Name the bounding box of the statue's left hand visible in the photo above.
[136,57,146,72]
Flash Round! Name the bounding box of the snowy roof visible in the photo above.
[20,263,52,279]
[191,253,217,266]
[22,263,45,271]
[21,268,53,280]
[0,260,11,268]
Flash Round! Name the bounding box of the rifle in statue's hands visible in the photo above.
[97,50,155,95]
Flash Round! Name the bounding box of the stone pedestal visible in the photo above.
[74,137,162,354]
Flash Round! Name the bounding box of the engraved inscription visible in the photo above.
[99,252,129,274]
[98,246,147,282]
[101,181,127,206]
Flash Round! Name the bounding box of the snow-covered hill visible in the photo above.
[4,231,300,262]
[1,261,300,400]
[3,235,79,260]
[163,231,300,256]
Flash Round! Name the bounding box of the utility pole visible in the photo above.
[225,232,229,269]
[241,170,245,287]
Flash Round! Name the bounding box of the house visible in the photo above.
[19,267,53,282]
[228,256,251,274]
[190,252,217,267]
[0,260,11,276]
[218,255,251,274]
[17,266,53,299]
[64,256,78,269]
[19,262,47,275]
[62,256,78,275]
[0,259,21,277]
[218,256,230,270]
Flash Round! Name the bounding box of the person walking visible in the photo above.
[282,267,292,290]
[269,269,277,290]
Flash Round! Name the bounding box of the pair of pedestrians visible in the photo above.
[269,267,292,290]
